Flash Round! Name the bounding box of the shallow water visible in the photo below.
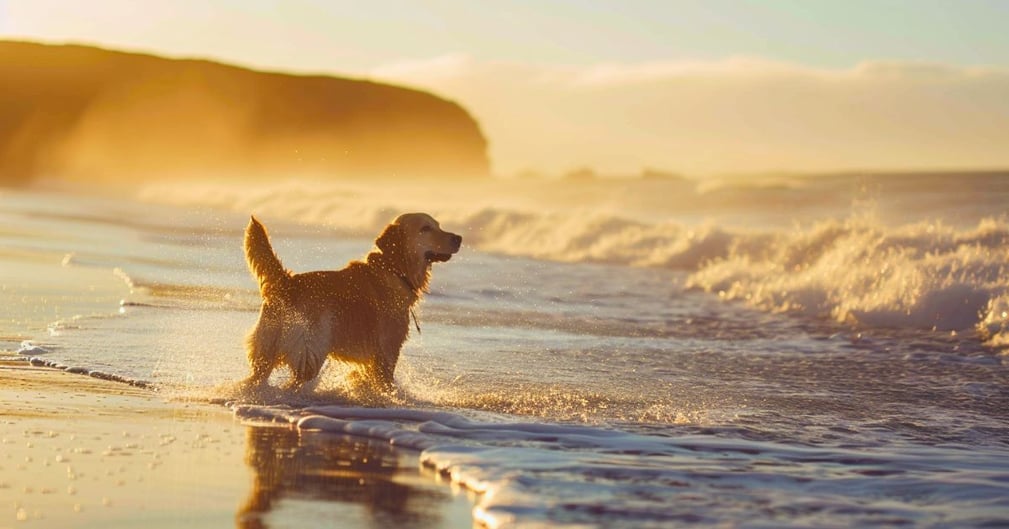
[237,425,473,529]
[3,176,1009,528]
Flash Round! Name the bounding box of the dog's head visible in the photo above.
[374,213,461,291]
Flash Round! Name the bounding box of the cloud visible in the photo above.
[568,57,814,86]
[371,53,475,81]
[370,56,1009,176]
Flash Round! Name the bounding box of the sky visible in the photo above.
[2,0,1008,176]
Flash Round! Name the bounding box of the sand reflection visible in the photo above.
[237,426,468,529]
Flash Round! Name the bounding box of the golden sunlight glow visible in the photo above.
[3,0,1008,176]
[373,56,1009,175]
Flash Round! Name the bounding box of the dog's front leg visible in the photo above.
[373,325,407,393]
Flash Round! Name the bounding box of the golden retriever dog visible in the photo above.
[243,213,461,392]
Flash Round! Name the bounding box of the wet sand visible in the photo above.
[0,359,474,528]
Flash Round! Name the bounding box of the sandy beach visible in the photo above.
[0,357,474,528]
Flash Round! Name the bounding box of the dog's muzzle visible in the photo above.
[426,233,462,263]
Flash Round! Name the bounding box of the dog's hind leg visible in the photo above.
[245,305,282,386]
[284,317,332,391]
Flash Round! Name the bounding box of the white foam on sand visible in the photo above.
[233,403,1009,529]
[17,340,50,355]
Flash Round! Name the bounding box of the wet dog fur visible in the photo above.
[243,213,461,392]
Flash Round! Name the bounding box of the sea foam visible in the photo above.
[233,402,1009,529]
[687,217,1009,337]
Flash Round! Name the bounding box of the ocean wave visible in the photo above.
[438,212,1009,343]
[686,218,1009,343]
[136,180,1009,344]
[134,179,747,269]
[17,355,155,388]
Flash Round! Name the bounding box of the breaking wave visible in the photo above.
[136,178,1009,346]
[686,217,1009,339]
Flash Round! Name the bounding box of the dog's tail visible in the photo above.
[245,216,290,299]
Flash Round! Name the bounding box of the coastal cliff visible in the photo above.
[0,41,489,184]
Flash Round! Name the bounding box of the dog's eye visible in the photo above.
[420,225,432,233]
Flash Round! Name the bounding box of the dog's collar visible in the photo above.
[394,274,422,334]
[410,308,421,334]
[369,255,415,293]
[396,273,417,294]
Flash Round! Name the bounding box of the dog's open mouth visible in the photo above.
[425,251,454,263]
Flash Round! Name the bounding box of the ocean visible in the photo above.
[2,172,1008,527]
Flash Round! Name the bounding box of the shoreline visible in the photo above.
[0,359,475,528]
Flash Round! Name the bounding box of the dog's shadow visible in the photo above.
[235,426,455,529]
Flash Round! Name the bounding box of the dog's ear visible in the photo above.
[373,221,430,292]
[376,223,402,255]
